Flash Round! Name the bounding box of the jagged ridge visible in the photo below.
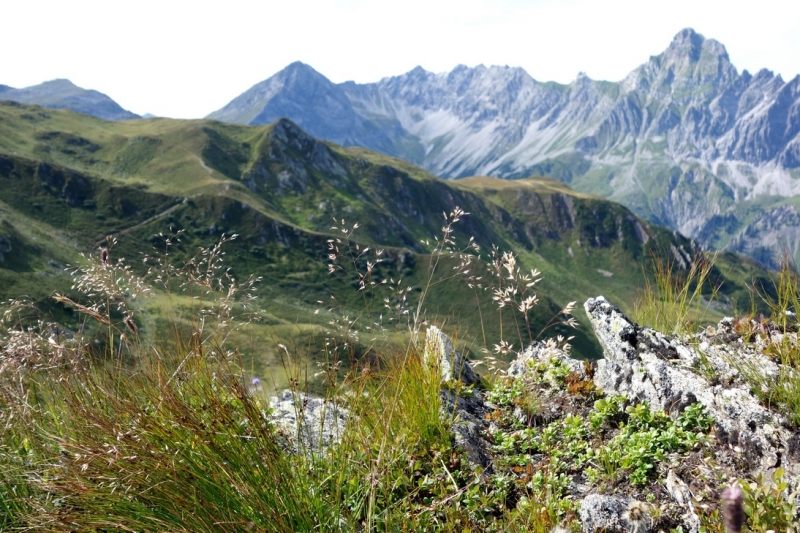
[208,29,800,266]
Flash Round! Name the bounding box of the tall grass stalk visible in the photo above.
[634,251,719,337]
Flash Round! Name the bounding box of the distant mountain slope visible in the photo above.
[208,29,800,266]
[0,102,767,358]
[0,79,139,121]
[207,62,419,158]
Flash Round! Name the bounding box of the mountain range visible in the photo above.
[3,29,798,267]
[207,29,800,267]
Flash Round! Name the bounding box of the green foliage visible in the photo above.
[486,370,716,527]
[741,469,797,532]
[586,402,713,486]
[588,393,627,431]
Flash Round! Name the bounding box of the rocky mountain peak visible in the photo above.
[207,60,361,134]
[274,61,326,83]
[210,31,800,266]
[659,28,734,79]
[572,71,595,87]
[13,79,83,101]
[620,28,737,99]
[404,65,431,79]
[665,28,707,62]
[39,78,80,90]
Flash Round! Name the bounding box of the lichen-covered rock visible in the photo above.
[424,325,479,385]
[424,326,491,469]
[268,389,348,454]
[579,494,642,533]
[584,296,796,477]
[508,339,588,381]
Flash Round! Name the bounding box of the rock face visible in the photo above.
[585,296,796,477]
[424,325,492,469]
[268,389,348,453]
[0,79,139,121]
[579,494,641,533]
[209,29,800,265]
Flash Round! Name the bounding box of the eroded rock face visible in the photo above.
[584,296,796,477]
[440,388,493,470]
[268,390,348,454]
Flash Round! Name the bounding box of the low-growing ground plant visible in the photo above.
[740,469,798,533]
[586,401,713,486]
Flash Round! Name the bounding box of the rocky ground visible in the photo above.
[269,298,800,532]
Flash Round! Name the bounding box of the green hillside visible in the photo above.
[0,101,770,375]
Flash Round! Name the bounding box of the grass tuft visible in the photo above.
[634,250,719,337]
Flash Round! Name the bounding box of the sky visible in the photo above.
[2,0,799,119]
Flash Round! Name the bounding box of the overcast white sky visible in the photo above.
[2,0,798,118]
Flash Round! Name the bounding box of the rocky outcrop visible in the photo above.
[423,298,800,532]
[424,325,492,469]
[585,296,795,477]
[581,295,800,531]
[267,389,348,454]
[579,494,643,533]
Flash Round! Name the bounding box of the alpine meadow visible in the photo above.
[3,23,800,533]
